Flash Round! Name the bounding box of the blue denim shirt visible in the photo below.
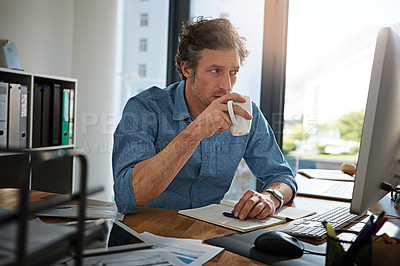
[112,81,296,214]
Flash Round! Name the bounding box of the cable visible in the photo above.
[303,249,326,256]
[385,214,400,220]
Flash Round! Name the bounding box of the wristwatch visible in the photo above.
[265,189,284,210]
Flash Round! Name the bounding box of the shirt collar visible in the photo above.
[172,80,191,121]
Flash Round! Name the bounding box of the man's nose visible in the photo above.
[221,73,232,93]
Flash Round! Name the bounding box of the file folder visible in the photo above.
[0,82,8,148]
[32,84,42,148]
[52,83,62,145]
[19,85,28,148]
[61,89,70,145]
[8,83,21,148]
[41,84,51,146]
[68,89,74,145]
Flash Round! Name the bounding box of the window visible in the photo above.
[138,64,146,77]
[140,13,149,26]
[116,0,169,115]
[190,0,265,200]
[139,38,147,52]
[283,0,400,172]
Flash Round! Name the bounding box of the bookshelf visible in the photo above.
[0,67,77,194]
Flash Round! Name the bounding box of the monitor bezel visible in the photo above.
[350,26,400,215]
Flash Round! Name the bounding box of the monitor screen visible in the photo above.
[350,26,400,215]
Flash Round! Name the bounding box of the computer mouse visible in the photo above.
[254,231,304,257]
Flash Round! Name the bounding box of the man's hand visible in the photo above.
[190,94,252,139]
[232,190,279,220]
[232,182,293,220]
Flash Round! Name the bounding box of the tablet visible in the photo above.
[82,220,154,256]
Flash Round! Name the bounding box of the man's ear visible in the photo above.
[181,61,192,80]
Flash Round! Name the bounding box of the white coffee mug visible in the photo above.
[227,95,252,136]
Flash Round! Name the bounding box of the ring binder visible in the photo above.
[0,82,8,148]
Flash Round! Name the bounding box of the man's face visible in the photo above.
[186,48,240,108]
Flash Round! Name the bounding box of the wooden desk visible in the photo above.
[119,195,399,265]
[2,188,399,265]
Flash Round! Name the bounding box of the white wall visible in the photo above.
[71,0,118,201]
[0,0,119,202]
[0,0,74,76]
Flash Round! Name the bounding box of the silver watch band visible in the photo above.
[265,189,284,209]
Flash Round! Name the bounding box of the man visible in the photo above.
[112,17,296,220]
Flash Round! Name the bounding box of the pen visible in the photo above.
[356,214,375,239]
[56,206,72,209]
[344,214,376,260]
[372,216,388,235]
[375,211,385,223]
[222,212,247,220]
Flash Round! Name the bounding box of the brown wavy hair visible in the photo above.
[175,17,249,80]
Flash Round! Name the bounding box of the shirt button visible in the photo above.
[193,197,197,202]
[204,156,208,161]
[198,179,202,182]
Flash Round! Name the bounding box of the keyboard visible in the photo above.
[280,206,364,240]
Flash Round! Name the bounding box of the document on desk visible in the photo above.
[296,174,354,201]
[140,232,224,266]
[298,169,354,182]
[66,249,183,266]
[65,232,223,266]
[178,201,315,233]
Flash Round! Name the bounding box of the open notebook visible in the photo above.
[178,200,315,233]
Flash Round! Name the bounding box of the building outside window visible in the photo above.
[116,0,169,115]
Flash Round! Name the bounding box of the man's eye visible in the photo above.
[211,69,219,73]
[231,70,239,75]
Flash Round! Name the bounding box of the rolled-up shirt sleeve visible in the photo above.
[112,96,158,214]
[244,104,297,202]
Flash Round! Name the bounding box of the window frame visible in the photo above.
[260,0,288,148]
[166,0,190,85]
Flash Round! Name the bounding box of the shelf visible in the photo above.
[30,145,75,151]
[0,69,77,193]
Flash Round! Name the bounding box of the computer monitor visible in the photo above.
[350,26,400,215]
